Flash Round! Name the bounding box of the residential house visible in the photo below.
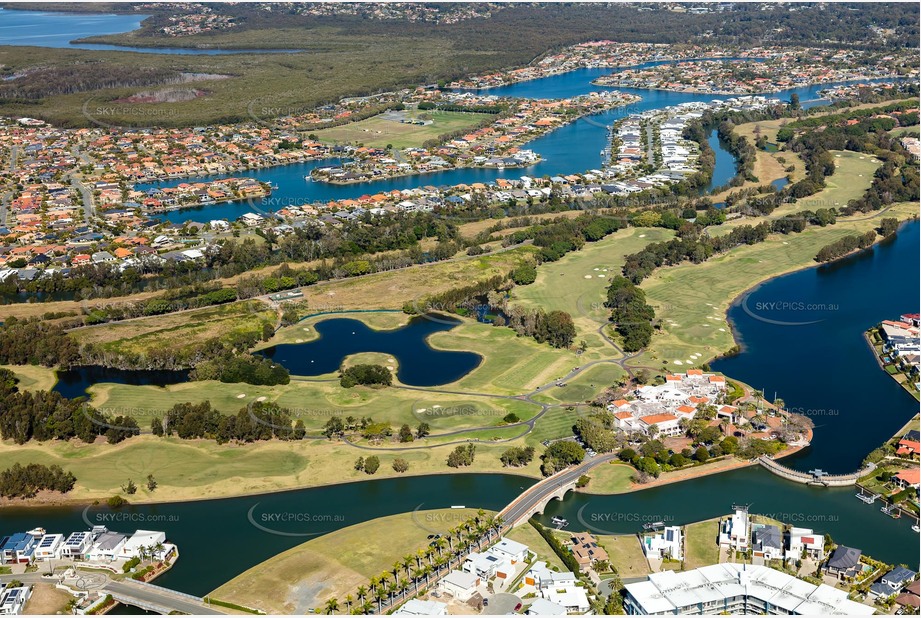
[439,570,479,601]
[825,546,862,580]
[393,599,448,616]
[60,531,92,559]
[786,528,825,562]
[489,538,529,564]
[869,567,917,599]
[570,532,608,569]
[0,584,31,615]
[719,509,750,551]
[0,533,36,565]
[545,586,590,614]
[894,468,920,490]
[119,530,167,560]
[33,534,64,561]
[86,532,128,563]
[463,551,510,580]
[526,598,568,615]
[642,526,683,561]
[752,524,784,561]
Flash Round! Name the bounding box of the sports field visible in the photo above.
[313,110,491,149]
[210,508,489,614]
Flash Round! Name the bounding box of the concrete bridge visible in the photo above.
[757,456,874,486]
[500,454,619,527]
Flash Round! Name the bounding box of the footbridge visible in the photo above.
[500,454,620,527]
[757,456,874,486]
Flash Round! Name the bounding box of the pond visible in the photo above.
[259,315,482,387]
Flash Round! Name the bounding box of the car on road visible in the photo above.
[514,602,522,611]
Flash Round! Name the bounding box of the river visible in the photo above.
[0,8,299,55]
[135,73,897,225]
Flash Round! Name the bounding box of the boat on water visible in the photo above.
[551,516,568,528]
[856,493,878,504]
[881,504,901,518]
[912,524,920,533]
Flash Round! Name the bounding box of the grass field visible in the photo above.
[683,519,720,570]
[0,434,544,503]
[579,461,634,494]
[313,110,490,149]
[512,227,675,356]
[632,201,917,372]
[712,150,884,237]
[506,524,567,571]
[596,534,650,577]
[209,508,490,614]
[1,364,58,392]
[70,300,277,359]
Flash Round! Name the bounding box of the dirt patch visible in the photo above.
[24,583,73,615]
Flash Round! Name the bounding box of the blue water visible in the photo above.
[140,71,901,224]
[706,128,738,192]
[260,316,482,387]
[0,8,299,55]
[772,177,790,191]
[713,220,920,473]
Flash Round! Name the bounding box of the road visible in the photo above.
[500,453,619,525]
[0,572,226,615]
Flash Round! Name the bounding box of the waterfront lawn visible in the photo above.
[209,508,490,614]
[596,534,650,578]
[0,435,543,503]
[313,111,491,149]
[1,364,58,392]
[511,227,675,356]
[632,201,918,372]
[505,524,567,571]
[683,519,720,570]
[578,462,634,495]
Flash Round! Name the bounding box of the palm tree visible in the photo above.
[356,585,367,605]
[415,548,426,570]
[445,527,456,551]
[361,601,373,615]
[391,562,401,584]
[324,598,339,615]
[374,589,386,614]
[401,555,413,579]
[344,594,353,613]
[411,569,423,593]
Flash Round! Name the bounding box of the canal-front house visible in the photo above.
[33,534,64,561]
[869,566,918,599]
[60,531,92,559]
[718,508,751,551]
[785,528,825,563]
[0,533,36,565]
[825,546,863,581]
[752,524,784,561]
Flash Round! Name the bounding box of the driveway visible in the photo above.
[484,592,521,615]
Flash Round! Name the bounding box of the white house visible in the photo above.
[393,599,448,615]
[86,532,128,563]
[439,570,479,601]
[642,526,683,561]
[545,586,591,614]
[638,413,682,437]
[463,551,511,579]
[718,509,750,551]
[786,528,825,562]
[538,571,578,593]
[0,584,31,615]
[33,534,64,561]
[119,530,167,560]
[489,538,529,564]
[527,598,568,615]
[60,531,92,559]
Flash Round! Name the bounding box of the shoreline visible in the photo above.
[588,73,904,96]
[863,327,921,401]
[311,160,540,186]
